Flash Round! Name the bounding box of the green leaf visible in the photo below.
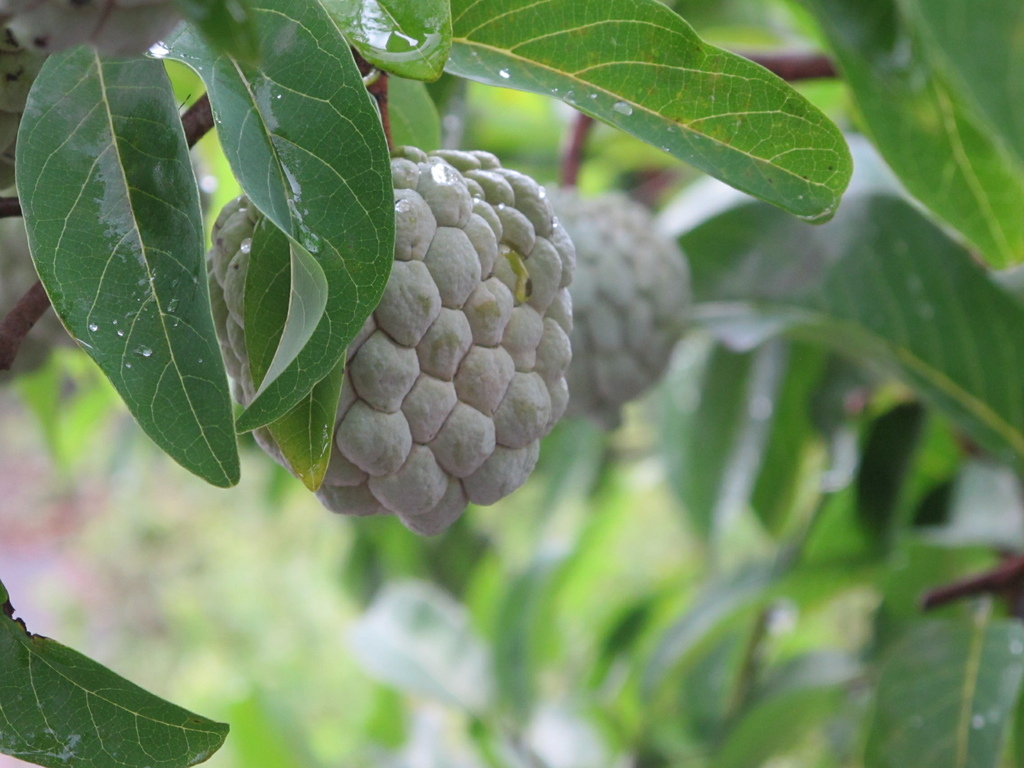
[244,219,328,400]
[265,360,344,490]
[242,221,339,488]
[865,614,1024,768]
[349,581,494,713]
[714,652,860,768]
[326,0,452,81]
[660,339,787,541]
[493,553,564,721]
[447,0,851,221]
[855,402,927,551]
[0,578,228,768]
[749,342,827,537]
[642,562,776,700]
[673,139,1024,466]
[171,0,259,64]
[17,50,239,487]
[903,0,1024,171]
[801,0,1024,267]
[389,76,442,150]
[163,2,394,432]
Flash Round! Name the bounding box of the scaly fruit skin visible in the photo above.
[548,188,690,429]
[208,147,575,535]
[0,0,180,55]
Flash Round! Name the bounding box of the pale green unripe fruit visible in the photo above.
[548,188,690,429]
[1,0,180,55]
[208,147,575,535]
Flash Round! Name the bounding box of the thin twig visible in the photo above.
[0,280,51,371]
[182,92,214,148]
[351,49,392,151]
[920,554,1024,612]
[560,113,595,188]
[740,51,838,82]
[0,196,20,218]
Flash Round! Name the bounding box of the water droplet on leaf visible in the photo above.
[612,102,633,116]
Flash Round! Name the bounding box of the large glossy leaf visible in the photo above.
[0,578,228,768]
[17,50,239,487]
[327,0,452,81]
[865,615,1024,768]
[447,0,852,220]
[670,141,1024,466]
[163,2,394,432]
[904,0,1024,171]
[802,0,1024,267]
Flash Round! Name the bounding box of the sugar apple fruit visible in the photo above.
[208,147,575,535]
[0,0,180,55]
[547,188,690,429]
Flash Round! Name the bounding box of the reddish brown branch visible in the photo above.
[182,92,214,148]
[0,196,20,218]
[920,554,1024,613]
[560,113,595,189]
[351,50,392,151]
[740,51,838,82]
[0,280,51,371]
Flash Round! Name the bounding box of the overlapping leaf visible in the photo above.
[327,0,452,81]
[866,615,1024,768]
[0,578,228,768]
[670,141,1024,466]
[17,51,239,487]
[802,0,1024,267]
[164,1,394,432]
[172,0,259,63]
[244,219,335,488]
[447,0,851,220]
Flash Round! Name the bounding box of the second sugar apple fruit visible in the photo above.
[209,147,575,535]
[547,188,690,429]
[0,0,180,55]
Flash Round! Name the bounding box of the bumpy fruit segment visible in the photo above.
[548,188,690,429]
[208,147,575,535]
